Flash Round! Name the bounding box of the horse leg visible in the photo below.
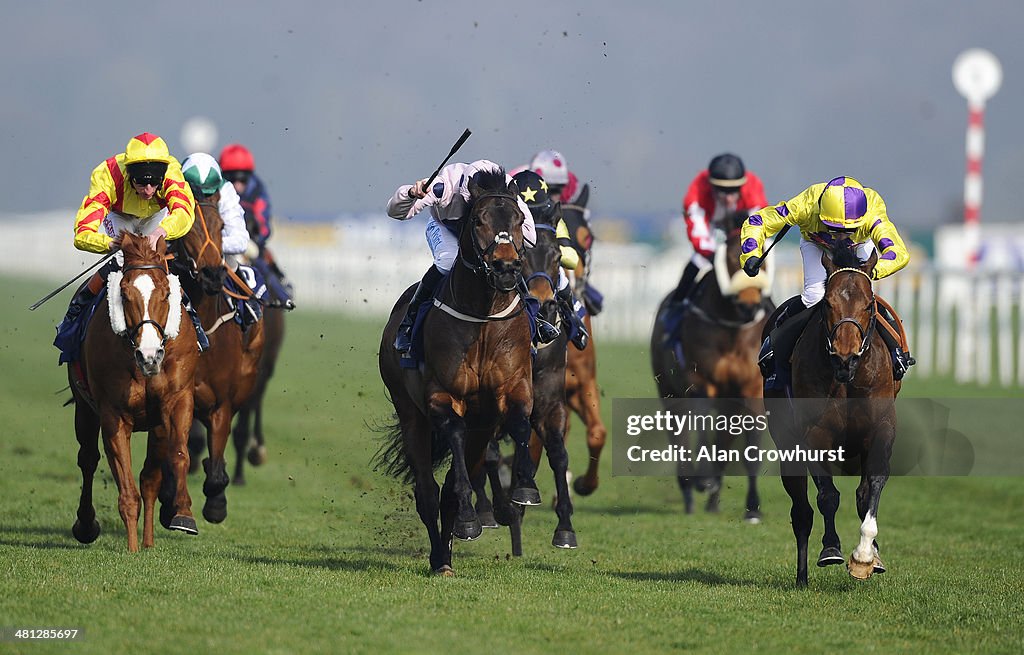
[780,463,813,587]
[100,413,140,552]
[744,428,762,523]
[540,406,577,549]
[139,429,165,548]
[165,391,198,534]
[427,397,480,541]
[202,404,233,524]
[850,470,889,579]
[72,402,102,544]
[231,403,251,486]
[811,475,843,566]
[187,419,205,474]
[507,405,541,507]
[438,471,460,571]
[568,376,606,496]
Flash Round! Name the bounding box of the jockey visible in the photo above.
[740,176,915,381]
[56,133,204,358]
[386,160,537,355]
[218,143,295,309]
[181,153,267,304]
[511,169,589,350]
[665,153,767,315]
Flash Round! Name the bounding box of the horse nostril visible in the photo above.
[156,347,165,360]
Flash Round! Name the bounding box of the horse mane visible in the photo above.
[121,232,164,265]
[469,168,509,197]
[831,240,862,269]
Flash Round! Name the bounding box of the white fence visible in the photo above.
[3,212,1021,387]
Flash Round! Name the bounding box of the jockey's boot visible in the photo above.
[891,347,915,381]
[516,277,562,345]
[659,261,701,344]
[759,296,812,385]
[556,284,589,350]
[394,265,444,354]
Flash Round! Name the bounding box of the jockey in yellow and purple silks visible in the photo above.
[56,133,199,362]
[740,176,914,382]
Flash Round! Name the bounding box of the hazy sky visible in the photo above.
[2,1,1021,229]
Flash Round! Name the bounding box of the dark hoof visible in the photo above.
[572,477,597,496]
[247,445,267,467]
[433,565,454,577]
[817,546,845,567]
[552,529,578,549]
[453,518,483,541]
[477,510,498,529]
[511,486,541,506]
[202,494,227,524]
[72,519,100,544]
[168,515,199,535]
[744,509,762,524]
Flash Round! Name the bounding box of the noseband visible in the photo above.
[823,267,877,361]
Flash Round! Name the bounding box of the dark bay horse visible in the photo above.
[377,169,537,575]
[175,198,265,523]
[651,211,773,519]
[763,244,898,586]
[560,189,607,497]
[71,232,199,551]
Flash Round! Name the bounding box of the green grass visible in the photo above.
[1,275,1022,654]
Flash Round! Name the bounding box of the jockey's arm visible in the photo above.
[73,161,119,253]
[556,218,578,269]
[157,167,196,241]
[684,202,716,258]
[866,193,910,279]
[739,185,818,267]
[217,181,251,255]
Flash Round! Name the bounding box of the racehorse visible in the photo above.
[472,206,578,553]
[650,210,773,519]
[70,231,199,551]
[763,243,898,586]
[231,279,286,485]
[377,169,537,575]
[560,189,608,497]
[174,197,264,523]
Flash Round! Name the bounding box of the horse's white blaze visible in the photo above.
[853,512,878,563]
[132,274,163,356]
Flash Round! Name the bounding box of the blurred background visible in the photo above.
[2,0,1021,386]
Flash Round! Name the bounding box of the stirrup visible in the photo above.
[757,337,774,377]
[570,320,589,350]
[535,318,561,344]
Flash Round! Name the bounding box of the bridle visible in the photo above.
[458,191,525,291]
[523,222,559,296]
[823,267,877,361]
[176,201,222,276]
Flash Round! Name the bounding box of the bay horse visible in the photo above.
[377,169,537,575]
[560,188,608,497]
[650,211,773,519]
[174,197,265,523]
[763,243,897,586]
[70,231,199,552]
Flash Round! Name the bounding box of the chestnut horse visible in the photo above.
[650,211,774,519]
[763,244,898,586]
[560,191,608,497]
[70,232,199,551]
[174,198,264,523]
[377,169,537,575]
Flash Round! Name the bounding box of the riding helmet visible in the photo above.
[707,153,747,188]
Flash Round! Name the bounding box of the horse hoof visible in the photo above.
[744,509,762,524]
[847,555,875,580]
[247,445,267,467]
[202,496,227,524]
[873,559,887,574]
[552,529,578,549]
[72,519,100,544]
[168,515,199,535]
[433,565,455,577]
[511,486,542,506]
[453,518,483,541]
[572,477,597,497]
[817,546,844,567]
[477,510,498,529]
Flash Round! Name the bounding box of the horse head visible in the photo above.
[463,169,525,292]
[177,192,226,296]
[522,205,562,329]
[821,243,878,383]
[110,232,182,377]
[717,211,770,322]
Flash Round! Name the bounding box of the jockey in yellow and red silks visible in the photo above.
[74,132,195,254]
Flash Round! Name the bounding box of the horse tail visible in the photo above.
[370,415,451,484]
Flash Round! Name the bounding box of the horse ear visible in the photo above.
[467,174,482,199]
[154,234,167,255]
[821,249,836,276]
[507,179,519,197]
[864,247,878,275]
[577,183,590,208]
